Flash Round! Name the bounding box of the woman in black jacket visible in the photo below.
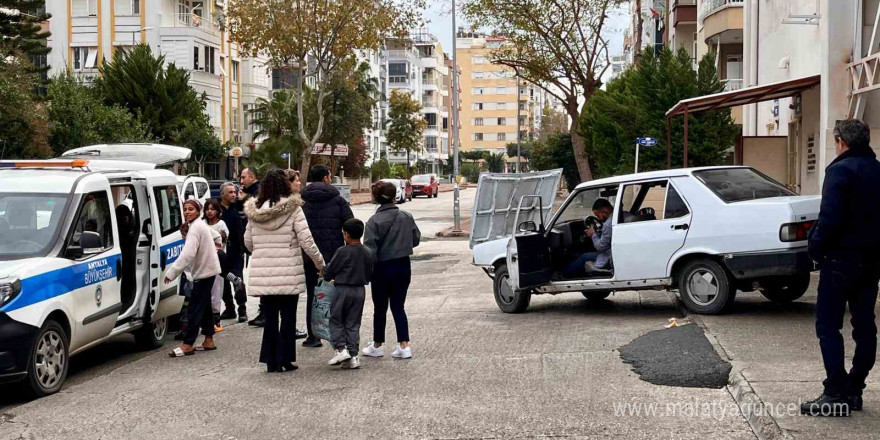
[362,181,420,359]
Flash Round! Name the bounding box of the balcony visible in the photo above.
[699,0,743,37]
[722,78,743,91]
[175,12,215,32]
[672,0,697,27]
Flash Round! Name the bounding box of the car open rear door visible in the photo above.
[470,169,562,249]
[142,171,184,322]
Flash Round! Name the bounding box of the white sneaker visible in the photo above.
[345,356,361,369]
[362,343,384,357]
[328,348,351,365]
[391,345,412,359]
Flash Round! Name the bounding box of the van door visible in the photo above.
[64,183,123,351]
[612,180,691,281]
[144,174,184,321]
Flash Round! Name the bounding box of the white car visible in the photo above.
[176,175,211,205]
[380,178,408,204]
[471,167,820,315]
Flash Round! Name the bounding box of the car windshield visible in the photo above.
[411,175,430,183]
[0,193,70,259]
[693,168,795,203]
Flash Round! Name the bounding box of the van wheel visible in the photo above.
[25,320,69,398]
[494,265,530,313]
[134,317,168,350]
[582,291,611,301]
[759,273,811,304]
[678,259,735,315]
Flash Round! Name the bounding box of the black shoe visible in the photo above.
[238,315,247,323]
[801,393,851,417]
[248,314,264,327]
[295,329,308,340]
[219,309,237,320]
[850,394,863,411]
[281,362,298,372]
[302,338,322,348]
[237,305,247,323]
[266,364,280,373]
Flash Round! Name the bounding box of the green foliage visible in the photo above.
[249,137,292,177]
[386,89,425,173]
[47,73,152,156]
[97,44,209,143]
[339,136,370,177]
[460,150,489,162]
[531,133,580,190]
[250,89,306,170]
[505,142,532,160]
[389,163,409,179]
[371,158,391,180]
[175,120,223,175]
[486,153,506,173]
[460,162,481,184]
[0,55,50,159]
[0,1,51,85]
[582,47,738,177]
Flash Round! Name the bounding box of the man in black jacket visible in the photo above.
[803,119,880,417]
[219,182,248,322]
[301,164,353,347]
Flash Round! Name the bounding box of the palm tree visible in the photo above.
[249,90,304,167]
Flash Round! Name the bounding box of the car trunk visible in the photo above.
[469,169,562,250]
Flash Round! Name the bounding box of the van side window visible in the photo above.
[70,191,114,251]
[183,183,195,201]
[153,186,182,237]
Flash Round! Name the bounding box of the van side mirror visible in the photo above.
[518,221,537,233]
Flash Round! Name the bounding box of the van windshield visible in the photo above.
[693,168,795,203]
[0,194,69,259]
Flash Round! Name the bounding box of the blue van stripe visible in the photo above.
[161,240,185,266]
[1,254,121,313]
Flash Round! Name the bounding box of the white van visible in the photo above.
[0,144,191,397]
[177,175,211,205]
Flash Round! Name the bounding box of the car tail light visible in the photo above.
[780,220,815,242]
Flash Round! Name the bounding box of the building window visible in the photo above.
[473,102,484,110]
[519,116,526,126]
[498,132,506,141]
[203,46,216,74]
[425,137,438,152]
[425,113,437,128]
[272,68,297,89]
[472,71,484,79]
[232,106,240,132]
[497,117,506,125]
[442,117,448,131]
[232,60,239,83]
[498,102,506,110]
[115,0,139,15]
[474,118,483,126]
[72,47,97,71]
[193,46,199,70]
[388,62,407,83]
[496,86,507,94]
[72,0,98,17]
[519,101,526,111]
[473,87,484,95]
[472,56,485,64]
[474,133,484,141]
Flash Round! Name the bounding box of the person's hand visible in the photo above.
[164,277,172,284]
[585,227,594,238]
[318,268,323,279]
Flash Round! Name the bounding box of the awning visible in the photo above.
[665,75,820,117]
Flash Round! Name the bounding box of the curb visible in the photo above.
[665,291,790,440]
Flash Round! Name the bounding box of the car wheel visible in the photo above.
[759,273,811,304]
[678,259,735,315]
[582,291,611,301]
[24,320,69,398]
[493,265,530,313]
[134,316,168,350]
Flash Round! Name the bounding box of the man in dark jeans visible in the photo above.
[301,164,353,347]
[803,119,880,417]
[219,182,248,322]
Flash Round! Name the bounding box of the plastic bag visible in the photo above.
[310,279,335,341]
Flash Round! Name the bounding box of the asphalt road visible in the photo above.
[352,186,476,239]
[0,191,756,439]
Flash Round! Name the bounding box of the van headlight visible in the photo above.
[0,279,21,308]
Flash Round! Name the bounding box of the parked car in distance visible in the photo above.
[177,175,210,205]
[411,174,439,198]
[471,167,820,315]
[380,178,409,204]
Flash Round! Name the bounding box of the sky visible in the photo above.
[423,2,631,83]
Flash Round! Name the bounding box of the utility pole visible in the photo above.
[452,0,462,232]
[516,76,521,173]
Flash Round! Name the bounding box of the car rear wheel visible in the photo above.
[678,259,735,315]
[494,265,530,313]
[24,320,69,398]
[134,316,168,350]
[759,273,811,304]
[582,291,612,301]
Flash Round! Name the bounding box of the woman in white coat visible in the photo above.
[245,169,325,372]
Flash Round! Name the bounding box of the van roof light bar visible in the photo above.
[0,159,90,169]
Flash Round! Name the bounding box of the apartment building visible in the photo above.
[46,0,273,177]
[665,0,698,66]
[623,0,667,64]
[456,30,539,154]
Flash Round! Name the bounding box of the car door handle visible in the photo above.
[672,224,689,230]
[116,259,123,281]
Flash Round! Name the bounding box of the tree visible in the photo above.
[461,150,489,162]
[463,0,623,182]
[486,152,506,172]
[0,53,50,159]
[538,105,569,140]
[176,120,223,176]
[228,0,425,178]
[371,158,391,181]
[250,89,307,168]
[47,73,152,156]
[339,136,370,177]
[97,45,209,144]
[386,89,425,175]
[633,0,642,65]
[0,1,51,84]
[321,62,377,173]
[530,133,580,190]
[582,48,738,177]
[505,141,532,160]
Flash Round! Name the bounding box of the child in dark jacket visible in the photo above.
[324,218,375,369]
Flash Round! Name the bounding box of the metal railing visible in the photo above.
[723,78,743,91]
[176,13,214,32]
[698,0,742,25]
[674,0,696,6]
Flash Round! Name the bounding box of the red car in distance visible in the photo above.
[411,174,439,198]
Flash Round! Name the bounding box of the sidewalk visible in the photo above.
[696,274,880,439]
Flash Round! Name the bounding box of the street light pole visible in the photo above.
[452,0,462,232]
[516,76,521,173]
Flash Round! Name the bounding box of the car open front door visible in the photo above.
[143,172,184,322]
[507,196,553,290]
[470,169,562,250]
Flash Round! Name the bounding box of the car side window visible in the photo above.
[183,183,195,201]
[70,191,114,252]
[619,181,668,223]
[665,184,690,219]
[556,186,619,224]
[153,186,182,237]
[196,182,209,198]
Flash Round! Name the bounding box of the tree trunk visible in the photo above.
[634,0,643,64]
[567,101,592,182]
